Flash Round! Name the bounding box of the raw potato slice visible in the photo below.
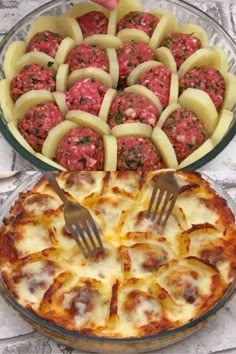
[178,139,214,168]
[99,88,117,121]
[36,153,66,171]
[125,85,162,113]
[111,123,152,138]
[155,47,177,72]
[212,47,228,74]
[107,48,119,88]
[8,122,35,154]
[55,37,76,64]
[0,79,14,122]
[108,9,117,36]
[16,52,58,73]
[178,47,217,79]
[157,103,181,128]
[56,16,83,44]
[116,0,143,22]
[14,90,55,121]
[148,8,171,19]
[65,3,109,18]
[149,14,178,49]
[211,109,233,146]
[169,73,179,105]
[127,60,163,86]
[223,73,236,110]
[84,34,122,48]
[53,92,68,115]
[66,110,111,135]
[68,68,113,88]
[178,88,218,134]
[117,29,150,43]
[42,120,78,158]
[56,64,69,92]
[103,135,117,171]
[151,127,178,169]
[26,16,58,43]
[4,41,26,79]
[178,24,208,47]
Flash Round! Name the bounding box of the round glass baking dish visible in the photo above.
[0,0,236,170]
[0,171,235,353]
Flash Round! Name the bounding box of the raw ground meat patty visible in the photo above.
[117,42,155,87]
[18,103,64,152]
[26,31,63,58]
[118,11,159,37]
[160,33,202,69]
[65,78,108,115]
[179,66,225,111]
[56,127,104,171]
[162,108,207,163]
[108,92,160,128]
[138,66,172,108]
[76,11,108,38]
[10,64,56,101]
[117,136,165,170]
[65,43,109,72]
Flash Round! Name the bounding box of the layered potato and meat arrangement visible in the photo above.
[0,0,236,170]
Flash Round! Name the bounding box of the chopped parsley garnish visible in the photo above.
[47,61,54,67]
[80,97,88,104]
[37,35,48,41]
[115,111,123,124]
[77,136,90,145]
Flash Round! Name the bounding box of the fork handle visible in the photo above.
[42,171,68,205]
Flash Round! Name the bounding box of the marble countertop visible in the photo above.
[0,0,235,171]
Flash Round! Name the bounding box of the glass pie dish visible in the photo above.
[0,0,235,171]
[0,171,235,353]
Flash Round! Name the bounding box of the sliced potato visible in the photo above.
[157,103,181,128]
[151,126,178,169]
[178,47,217,79]
[103,135,117,171]
[84,34,122,48]
[108,9,117,36]
[16,52,58,73]
[169,73,179,105]
[111,123,152,138]
[107,48,119,89]
[65,3,109,18]
[55,37,76,64]
[149,14,178,49]
[14,90,55,121]
[148,8,171,18]
[0,79,14,122]
[8,122,35,154]
[125,85,162,113]
[116,0,143,22]
[223,73,236,110]
[56,64,69,92]
[178,88,218,134]
[4,41,26,80]
[56,16,83,44]
[127,60,163,86]
[178,24,208,47]
[117,29,150,43]
[211,47,228,74]
[36,153,67,171]
[53,92,68,115]
[66,110,110,135]
[155,47,177,72]
[178,139,214,168]
[26,16,58,43]
[211,109,234,146]
[68,68,113,88]
[99,88,117,121]
[42,120,78,158]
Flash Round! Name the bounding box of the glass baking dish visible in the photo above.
[0,0,235,171]
[0,171,235,353]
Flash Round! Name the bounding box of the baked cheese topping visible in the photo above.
[0,171,235,338]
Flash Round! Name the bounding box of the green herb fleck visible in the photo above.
[77,136,90,145]
[115,111,123,124]
[47,61,54,67]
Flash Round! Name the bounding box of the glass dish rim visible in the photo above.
[0,170,235,344]
[0,0,236,171]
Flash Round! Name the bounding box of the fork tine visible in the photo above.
[74,223,93,257]
[156,191,172,225]
[81,219,97,249]
[69,225,88,258]
[88,216,104,250]
[147,183,159,217]
[162,193,178,226]
[151,189,164,221]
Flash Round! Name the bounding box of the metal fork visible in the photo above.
[146,171,180,226]
[43,172,104,258]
